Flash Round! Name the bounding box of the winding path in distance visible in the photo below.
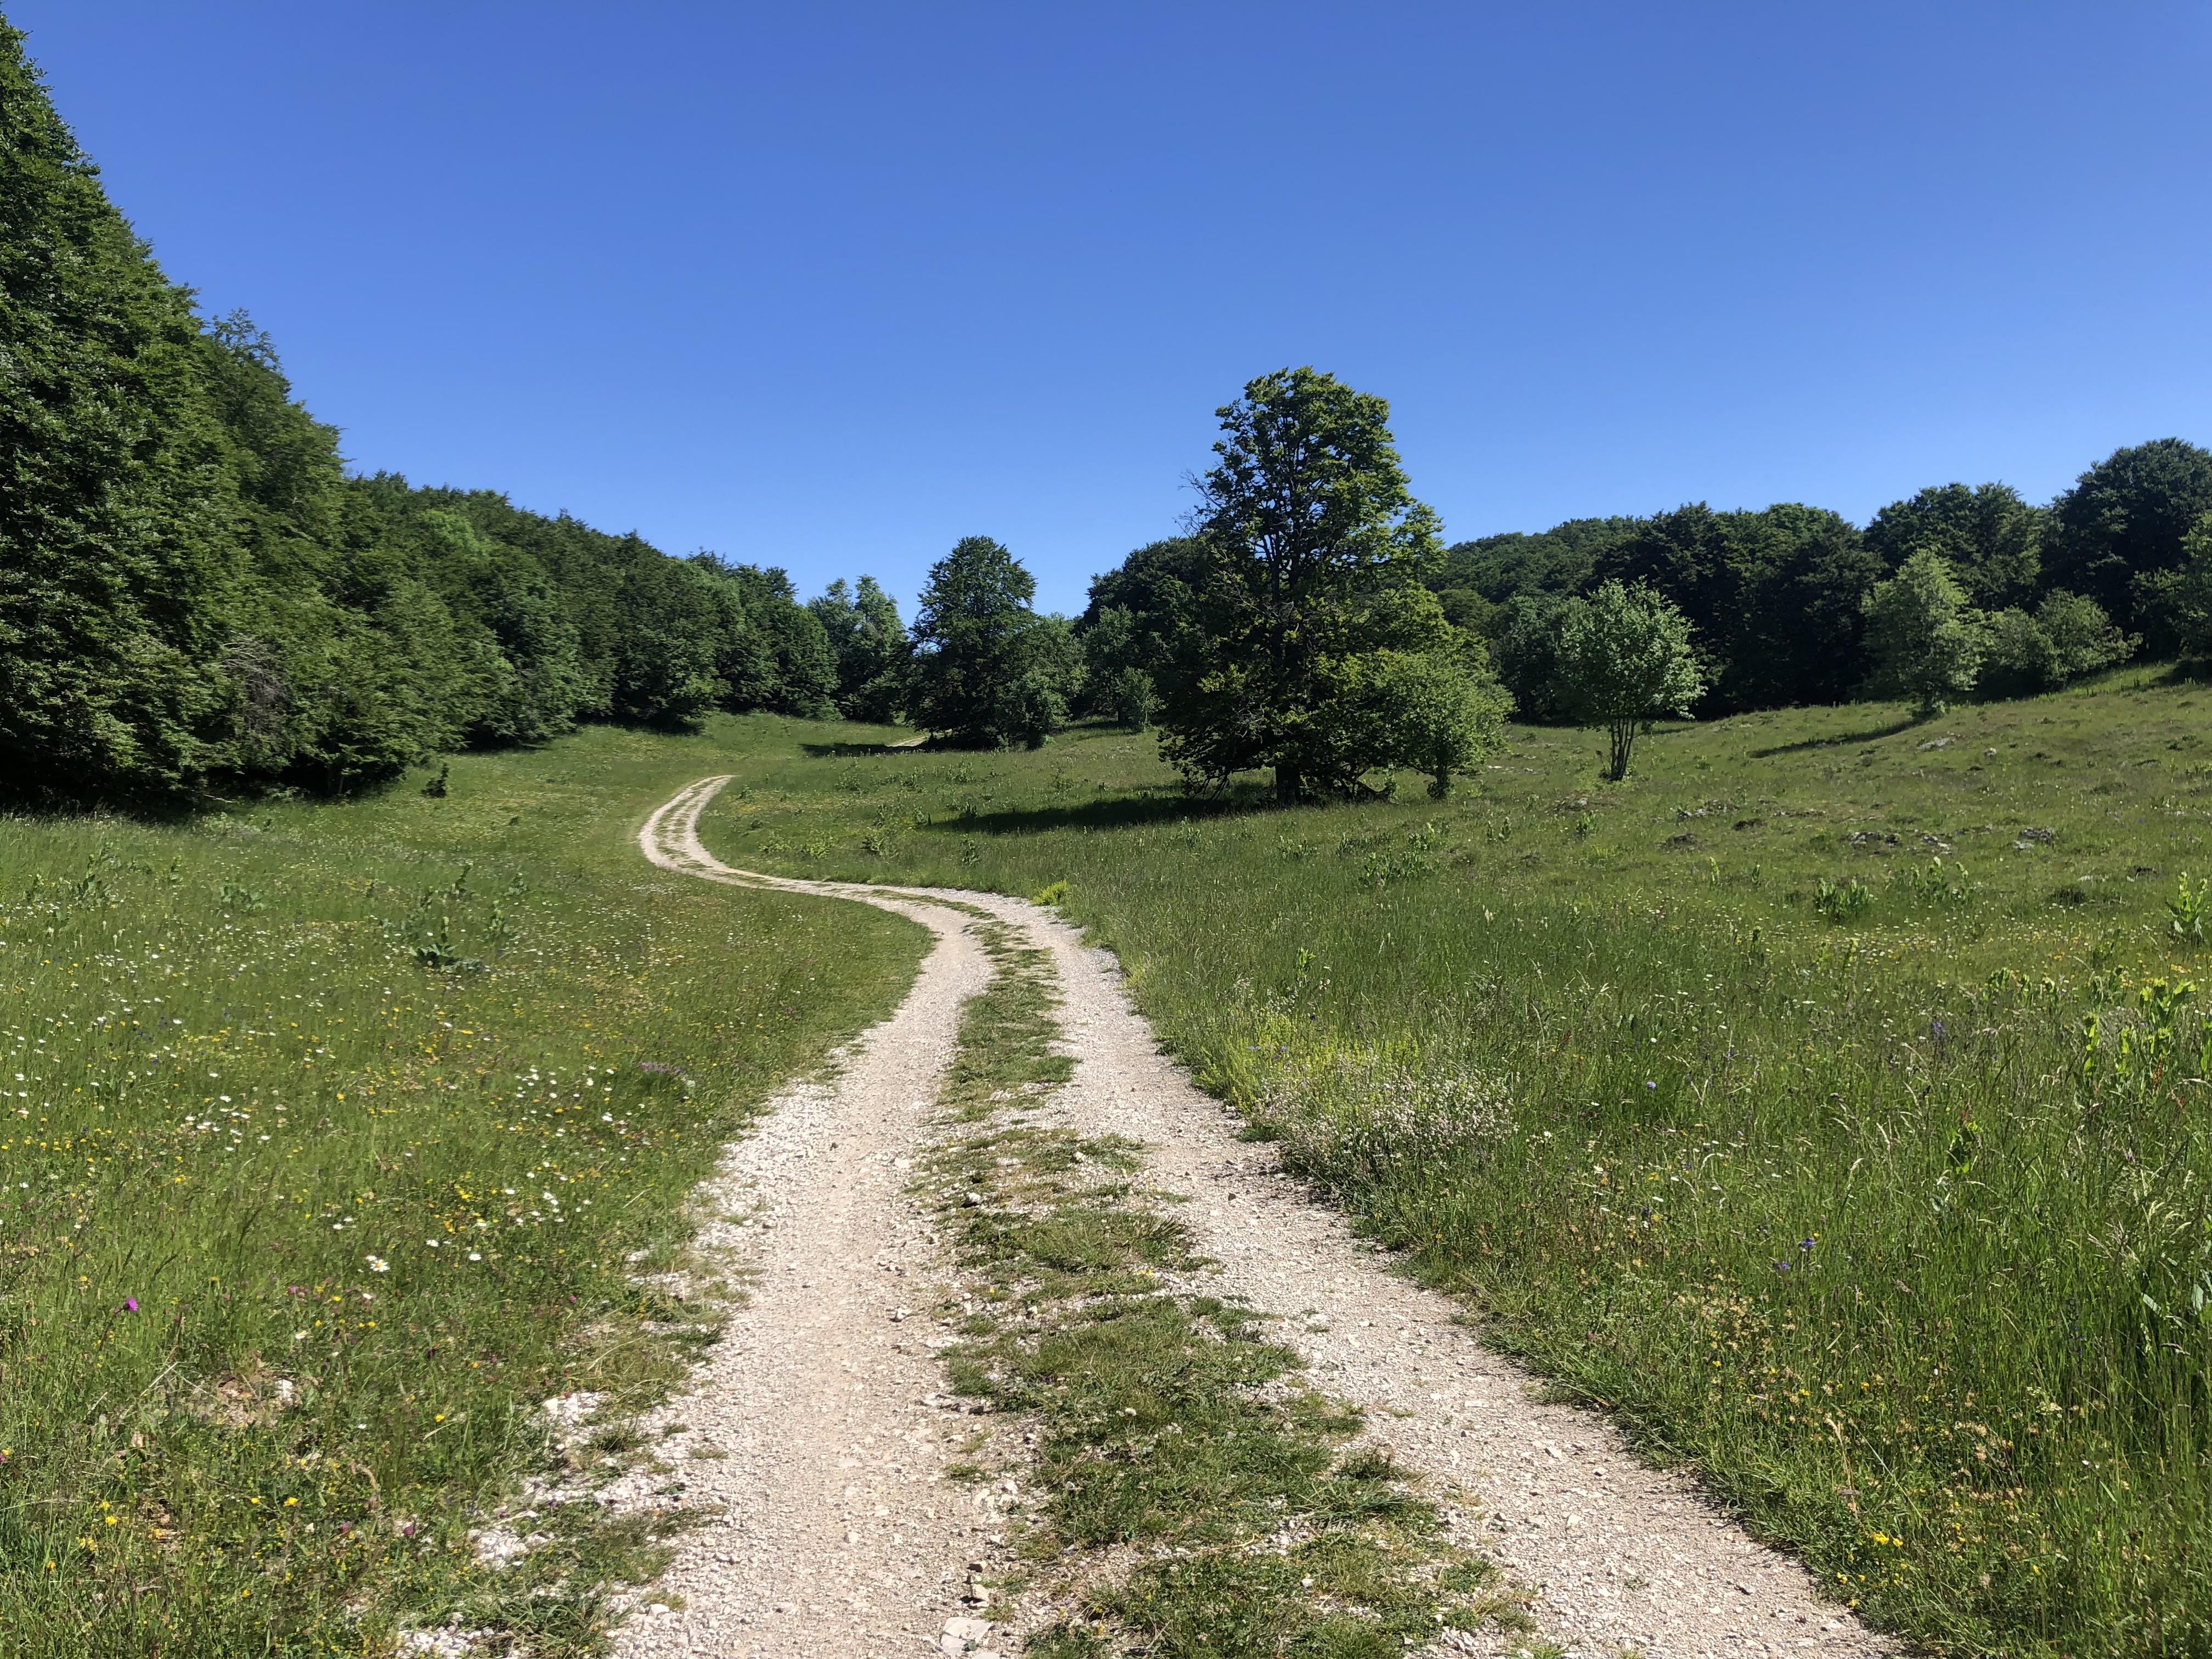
[616,775,1891,1659]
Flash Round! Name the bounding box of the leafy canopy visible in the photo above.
[2045,438,2212,650]
[1858,549,1983,717]
[1160,366,1487,799]
[1551,580,1703,781]
[907,537,1075,748]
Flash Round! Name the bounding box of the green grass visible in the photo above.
[697,669,2212,1658]
[918,919,1516,1657]
[0,724,927,1656]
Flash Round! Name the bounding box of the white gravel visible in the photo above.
[631,776,1897,1659]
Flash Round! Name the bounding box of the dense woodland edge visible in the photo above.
[5,15,2212,812]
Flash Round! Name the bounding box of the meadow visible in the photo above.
[0,728,927,1657]
[699,667,2212,1658]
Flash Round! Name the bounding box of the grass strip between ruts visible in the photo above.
[918,914,1528,1659]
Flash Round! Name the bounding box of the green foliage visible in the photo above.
[808,575,909,722]
[1101,664,1158,732]
[1078,606,1155,730]
[2045,438,2212,651]
[0,22,859,802]
[2148,510,2212,663]
[1372,452,2212,730]
[1864,481,2045,609]
[1858,549,1983,716]
[1075,539,1212,731]
[1594,502,1886,712]
[2172,872,2209,947]
[707,560,837,718]
[1486,592,1573,723]
[1812,874,1876,923]
[1157,368,1450,800]
[0,20,244,797]
[1438,516,1635,606]
[1365,643,1513,799]
[907,536,1077,748]
[1550,580,1703,780]
[1979,590,2136,698]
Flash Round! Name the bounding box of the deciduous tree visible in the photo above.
[2044,439,2212,649]
[907,537,1073,747]
[810,575,910,723]
[1864,482,2044,609]
[1551,580,1703,780]
[1858,550,1982,717]
[1160,367,1460,800]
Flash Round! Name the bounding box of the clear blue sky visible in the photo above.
[14,2,2209,615]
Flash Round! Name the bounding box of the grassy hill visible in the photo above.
[702,667,2212,1657]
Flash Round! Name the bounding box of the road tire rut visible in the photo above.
[625,776,1892,1659]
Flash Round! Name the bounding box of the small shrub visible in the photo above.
[2171,872,2209,945]
[1813,876,1875,923]
[1255,1049,1512,1186]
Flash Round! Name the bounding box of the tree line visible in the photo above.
[0,22,877,801]
[1430,444,2212,721]
[1065,420,2212,790]
[9,12,2212,807]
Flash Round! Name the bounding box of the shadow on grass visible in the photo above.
[799,740,924,759]
[1748,718,1918,758]
[929,781,1279,836]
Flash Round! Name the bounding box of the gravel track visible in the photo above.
[628,776,1895,1659]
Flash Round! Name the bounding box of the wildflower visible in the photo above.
[367,1256,389,1273]
[425,1239,440,1248]
[121,1297,138,1312]
[468,1251,482,1261]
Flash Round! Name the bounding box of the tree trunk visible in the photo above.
[1274,764,1304,804]
[1607,721,1634,781]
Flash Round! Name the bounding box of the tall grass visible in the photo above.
[0,726,924,1656]
[701,672,2212,1656]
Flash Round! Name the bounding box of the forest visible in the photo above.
[7,8,2212,811]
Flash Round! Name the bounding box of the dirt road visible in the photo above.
[617,775,1890,1659]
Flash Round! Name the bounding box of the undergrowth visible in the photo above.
[922,919,1521,1657]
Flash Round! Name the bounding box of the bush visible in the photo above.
[1859,550,1981,715]
[1367,644,1511,799]
[1979,590,2135,698]
[2149,510,2212,663]
[1550,580,1703,779]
